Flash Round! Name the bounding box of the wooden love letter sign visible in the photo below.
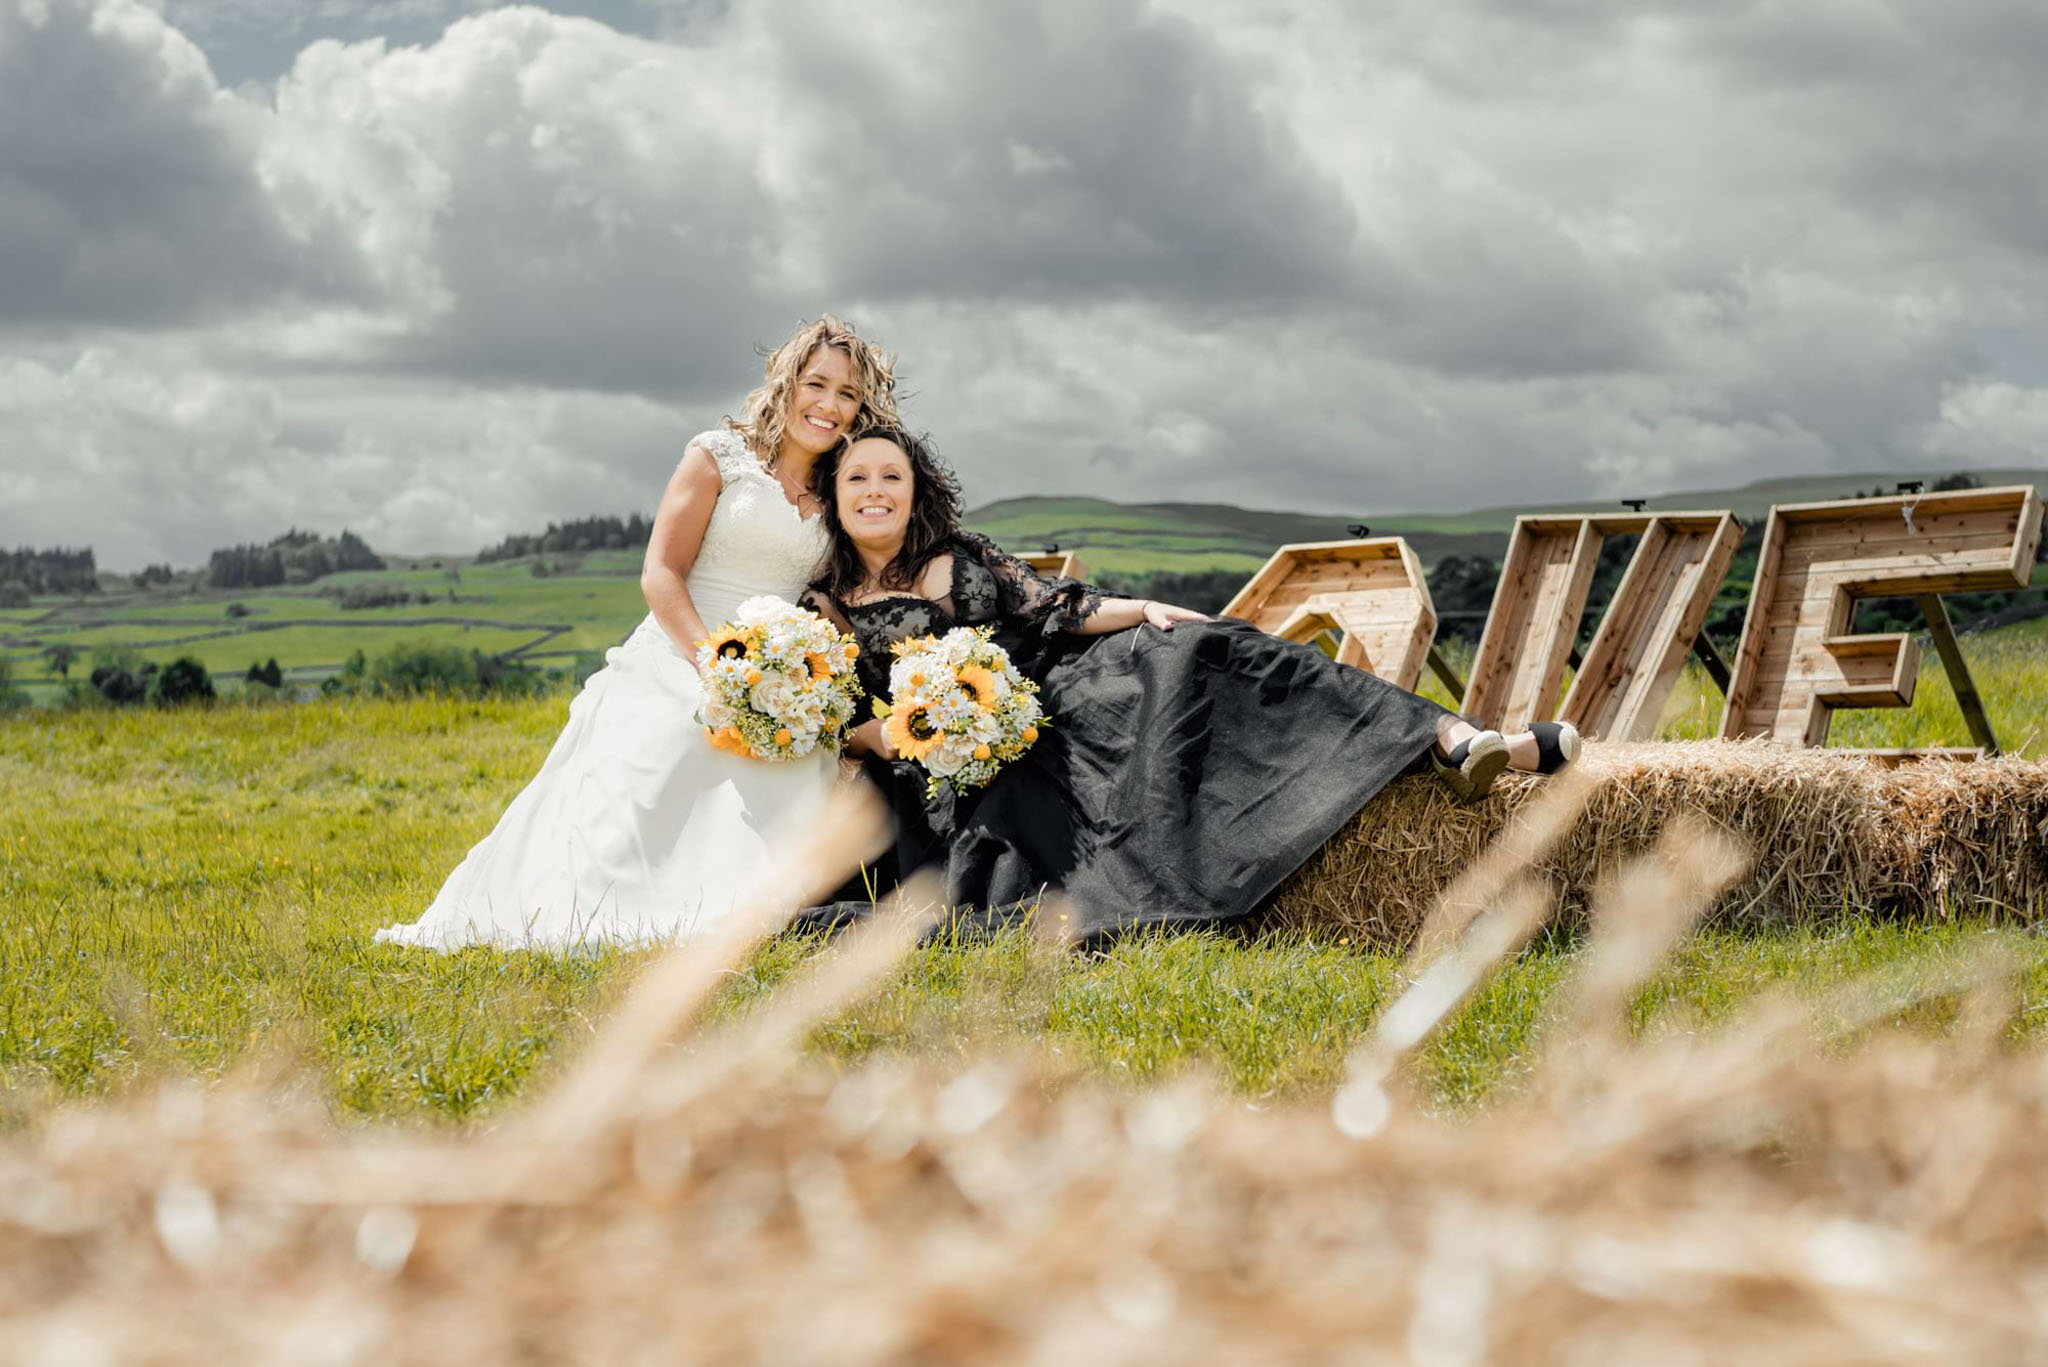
[1221,539,1436,691]
[1720,485,2044,747]
[1463,512,1741,740]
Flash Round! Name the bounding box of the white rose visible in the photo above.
[735,595,795,626]
[751,677,797,717]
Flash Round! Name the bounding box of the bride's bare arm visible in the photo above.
[639,442,723,664]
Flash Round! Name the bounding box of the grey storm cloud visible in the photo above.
[770,1,1369,310]
[0,0,373,330]
[3,0,2047,569]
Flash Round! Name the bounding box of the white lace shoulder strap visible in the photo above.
[692,428,765,488]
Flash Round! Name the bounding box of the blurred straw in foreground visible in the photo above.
[4,784,2047,1362]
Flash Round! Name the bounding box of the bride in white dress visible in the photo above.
[376,318,900,950]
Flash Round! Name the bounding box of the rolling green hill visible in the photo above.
[1371,466,2048,535]
[3,467,2041,697]
[968,466,2048,570]
[962,498,1506,575]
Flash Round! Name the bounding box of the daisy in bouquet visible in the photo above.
[876,626,1044,798]
[695,596,862,761]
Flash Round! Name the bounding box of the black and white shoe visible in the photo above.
[1529,721,1581,775]
[1430,729,1510,804]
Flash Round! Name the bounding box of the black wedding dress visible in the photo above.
[800,532,1454,941]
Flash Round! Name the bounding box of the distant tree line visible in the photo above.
[0,546,98,599]
[321,645,551,699]
[1091,569,1248,616]
[477,514,652,563]
[208,529,383,589]
[325,585,435,610]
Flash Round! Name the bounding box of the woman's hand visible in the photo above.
[848,717,897,760]
[1076,597,1209,636]
[1141,600,1208,632]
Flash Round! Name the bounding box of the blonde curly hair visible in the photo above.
[726,316,900,471]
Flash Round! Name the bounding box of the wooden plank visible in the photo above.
[1498,521,1596,731]
[1274,606,1342,645]
[2008,488,2044,579]
[1330,601,1414,689]
[1461,521,1549,721]
[1917,594,1998,754]
[1720,510,1787,739]
[1257,573,1419,612]
[1768,485,2040,521]
[1564,521,1675,737]
[1812,634,1918,710]
[1722,486,2036,751]
[1464,518,1604,731]
[1553,513,1739,741]
[1427,643,1466,704]
[1023,551,1090,582]
[1222,538,1433,690]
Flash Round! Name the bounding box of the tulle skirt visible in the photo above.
[376,616,835,951]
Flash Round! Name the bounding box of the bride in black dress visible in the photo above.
[802,428,1578,940]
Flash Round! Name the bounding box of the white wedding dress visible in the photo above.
[375,430,837,951]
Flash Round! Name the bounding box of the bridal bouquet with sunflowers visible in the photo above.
[695,597,863,761]
[876,626,1044,798]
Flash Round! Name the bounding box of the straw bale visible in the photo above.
[1883,756,2048,918]
[1267,742,2048,945]
[5,1017,2048,1363]
[6,794,2048,1361]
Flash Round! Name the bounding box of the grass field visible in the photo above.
[0,558,651,696]
[4,666,2046,1129]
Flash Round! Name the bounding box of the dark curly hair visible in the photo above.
[810,427,965,602]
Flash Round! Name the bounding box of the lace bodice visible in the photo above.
[682,428,831,628]
[812,532,1104,698]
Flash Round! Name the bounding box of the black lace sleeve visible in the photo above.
[800,587,852,634]
[954,531,1104,637]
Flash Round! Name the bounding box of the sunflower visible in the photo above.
[955,664,1000,709]
[806,651,834,682]
[706,626,752,662]
[883,704,945,763]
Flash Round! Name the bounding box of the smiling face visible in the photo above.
[780,344,862,461]
[835,435,915,555]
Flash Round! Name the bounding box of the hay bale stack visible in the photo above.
[1267,742,2048,944]
[1886,756,2048,917]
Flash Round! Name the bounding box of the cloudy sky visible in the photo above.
[4,0,2046,568]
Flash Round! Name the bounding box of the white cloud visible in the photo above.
[4,0,2047,569]
[0,0,375,329]
[0,345,700,568]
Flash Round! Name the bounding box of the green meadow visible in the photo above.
[3,475,2042,1129]
[3,611,2045,1128]
[0,556,652,696]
